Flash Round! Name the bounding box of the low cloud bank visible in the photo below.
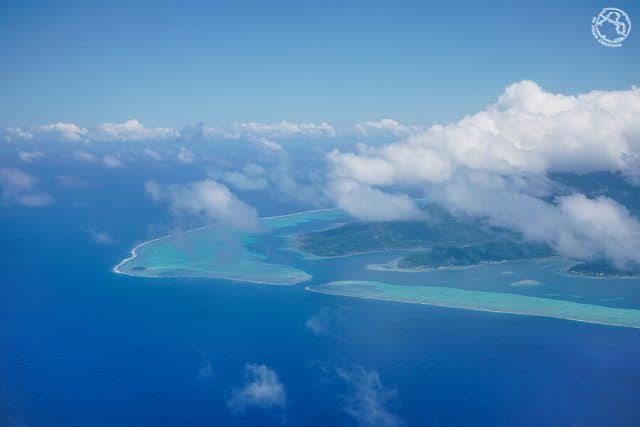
[0,168,53,207]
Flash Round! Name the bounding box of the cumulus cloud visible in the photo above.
[102,154,123,168]
[92,119,178,141]
[143,148,163,161]
[85,226,116,244]
[144,179,260,230]
[72,150,97,162]
[56,175,89,189]
[220,163,269,191]
[16,193,55,207]
[228,364,286,413]
[222,172,268,191]
[354,118,422,137]
[38,122,88,142]
[3,127,33,142]
[253,137,283,151]
[5,119,336,143]
[18,150,45,163]
[337,366,403,427]
[0,168,53,207]
[5,119,177,143]
[327,81,640,266]
[305,308,332,336]
[431,173,640,268]
[333,81,640,184]
[0,168,37,193]
[176,147,195,164]
[328,179,422,222]
[204,120,335,140]
[305,306,352,337]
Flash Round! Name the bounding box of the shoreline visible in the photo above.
[113,207,340,278]
[366,256,562,273]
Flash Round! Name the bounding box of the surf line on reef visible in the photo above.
[113,207,340,275]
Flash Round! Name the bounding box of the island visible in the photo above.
[396,241,554,270]
[568,260,639,278]
[115,205,640,329]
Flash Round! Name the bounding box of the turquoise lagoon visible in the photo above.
[116,208,640,328]
[114,209,346,284]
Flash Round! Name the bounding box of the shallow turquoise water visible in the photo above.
[307,280,640,329]
[115,208,640,328]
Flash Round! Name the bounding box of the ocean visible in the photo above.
[2,166,640,426]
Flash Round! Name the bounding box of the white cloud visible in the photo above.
[102,155,123,168]
[18,150,45,163]
[354,118,422,137]
[243,163,265,176]
[0,168,53,207]
[431,172,640,268]
[222,172,268,191]
[85,226,116,244]
[72,150,97,162]
[328,179,422,222]
[228,364,286,413]
[6,119,177,143]
[6,120,335,143]
[305,306,351,337]
[0,168,37,193]
[144,179,260,230]
[220,164,269,191]
[238,120,336,138]
[331,81,640,184]
[327,81,640,266]
[38,122,88,142]
[253,137,282,151]
[203,121,335,140]
[337,366,403,427]
[16,193,55,207]
[143,148,163,161]
[92,119,178,141]
[557,194,640,267]
[177,147,195,164]
[3,127,33,142]
[305,308,331,335]
[56,175,89,188]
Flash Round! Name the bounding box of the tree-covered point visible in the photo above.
[397,241,554,269]
[568,260,640,278]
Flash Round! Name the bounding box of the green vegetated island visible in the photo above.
[296,220,555,269]
[295,219,638,276]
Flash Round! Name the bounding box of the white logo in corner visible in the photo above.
[592,7,632,47]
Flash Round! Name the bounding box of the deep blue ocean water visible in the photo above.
[2,164,640,426]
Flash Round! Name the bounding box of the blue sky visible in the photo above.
[1,0,638,128]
